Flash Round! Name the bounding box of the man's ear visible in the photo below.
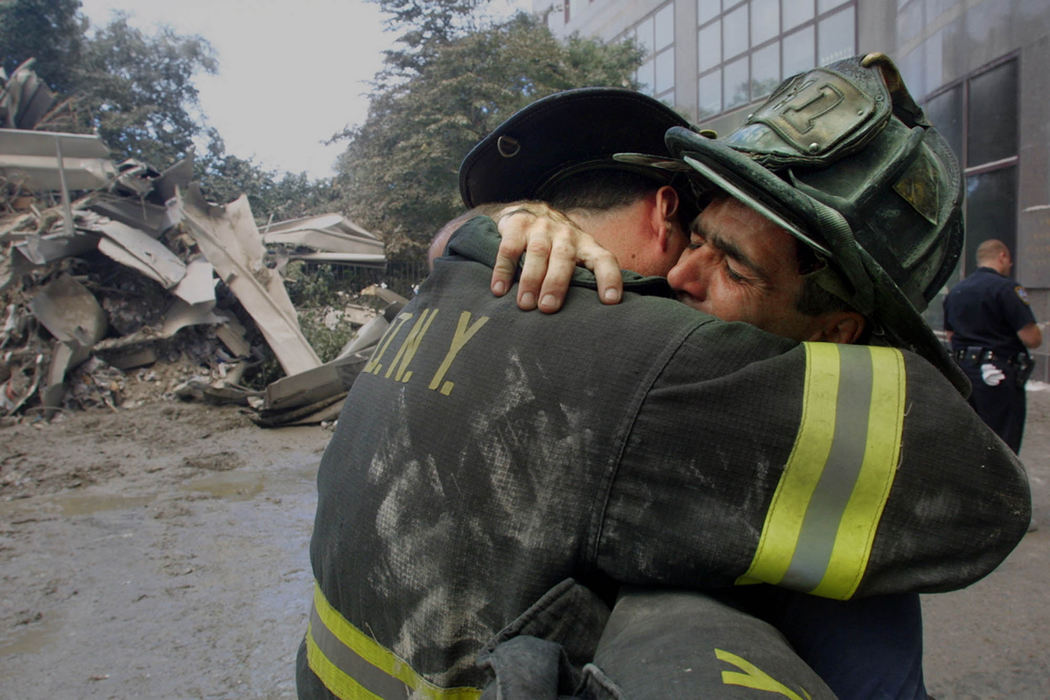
[652,185,680,250]
[810,311,866,344]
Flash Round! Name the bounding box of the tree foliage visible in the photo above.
[336,12,644,260]
[70,13,217,168]
[372,0,485,55]
[0,0,84,92]
[2,2,216,168]
[0,1,333,223]
[198,130,339,223]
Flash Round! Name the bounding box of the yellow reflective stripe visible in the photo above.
[737,343,905,599]
[715,648,812,700]
[305,624,381,700]
[307,584,481,700]
[740,343,839,588]
[811,345,904,598]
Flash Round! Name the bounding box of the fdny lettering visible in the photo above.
[363,313,415,375]
[362,308,489,397]
[384,309,439,382]
[429,311,489,395]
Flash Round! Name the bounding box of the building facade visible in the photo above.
[538,0,1050,381]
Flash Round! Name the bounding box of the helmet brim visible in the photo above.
[663,126,969,395]
[459,88,691,208]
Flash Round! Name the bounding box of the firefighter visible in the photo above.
[495,53,997,698]
[297,60,1029,699]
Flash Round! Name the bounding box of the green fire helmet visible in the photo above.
[653,53,967,393]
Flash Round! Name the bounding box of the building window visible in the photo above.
[698,0,720,23]
[631,2,676,105]
[782,25,815,77]
[751,41,780,99]
[783,0,814,30]
[924,57,1019,273]
[655,3,674,49]
[698,21,721,71]
[696,0,856,119]
[751,0,779,45]
[817,4,854,64]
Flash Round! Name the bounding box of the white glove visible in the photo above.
[980,363,1005,386]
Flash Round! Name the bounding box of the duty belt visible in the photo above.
[953,346,1031,367]
[953,346,996,365]
[953,346,1035,386]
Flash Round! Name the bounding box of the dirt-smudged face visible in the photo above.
[666,195,829,342]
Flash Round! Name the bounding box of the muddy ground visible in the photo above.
[1,376,1048,699]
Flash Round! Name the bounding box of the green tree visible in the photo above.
[372,0,484,52]
[0,0,83,92]
[195,128,339,223]
[335,12,644,261]
[2,2,218,169]
[70,13,217,167]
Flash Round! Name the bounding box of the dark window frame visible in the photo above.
[696,0,857,119]
[623,1,678,104]
[922,53,1021,273]
[923,53,1020,174]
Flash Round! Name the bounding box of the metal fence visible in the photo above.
[301,260,429,299]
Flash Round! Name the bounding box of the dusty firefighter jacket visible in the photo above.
[297,216,1030,699]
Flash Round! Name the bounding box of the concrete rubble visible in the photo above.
[0,61,399,427]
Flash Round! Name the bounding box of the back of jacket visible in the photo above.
[304,219,734,694]
[299,218,1029,699]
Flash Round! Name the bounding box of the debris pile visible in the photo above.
[1,60,402,427]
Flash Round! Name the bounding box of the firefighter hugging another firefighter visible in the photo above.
[296,54,1032,699]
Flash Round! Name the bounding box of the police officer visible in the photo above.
[944,239,1043,452]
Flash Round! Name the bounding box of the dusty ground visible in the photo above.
[0,377,1048,699]
[0,391,329,699]
[921,382,1050,699]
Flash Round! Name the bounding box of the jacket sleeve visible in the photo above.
[595,321,1031,599]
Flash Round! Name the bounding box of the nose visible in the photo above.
[667,245,709,299]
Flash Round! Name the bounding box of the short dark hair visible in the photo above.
[545,169,695,229]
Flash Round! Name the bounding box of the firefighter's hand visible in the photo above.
[491,203,623,313]
[981,363,1006,386]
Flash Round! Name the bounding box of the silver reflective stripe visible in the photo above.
[738,343,904,599]
[780,344,873,591]
[309,603,411,699]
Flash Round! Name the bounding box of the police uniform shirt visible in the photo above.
[944,266,1037,356]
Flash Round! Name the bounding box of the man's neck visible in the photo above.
[978,263,1008,276]
[568,202,665,277]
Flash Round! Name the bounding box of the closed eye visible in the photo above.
[724,261,748,283]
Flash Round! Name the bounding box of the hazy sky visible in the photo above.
[78,0,397,179]
[78,0,533,179]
